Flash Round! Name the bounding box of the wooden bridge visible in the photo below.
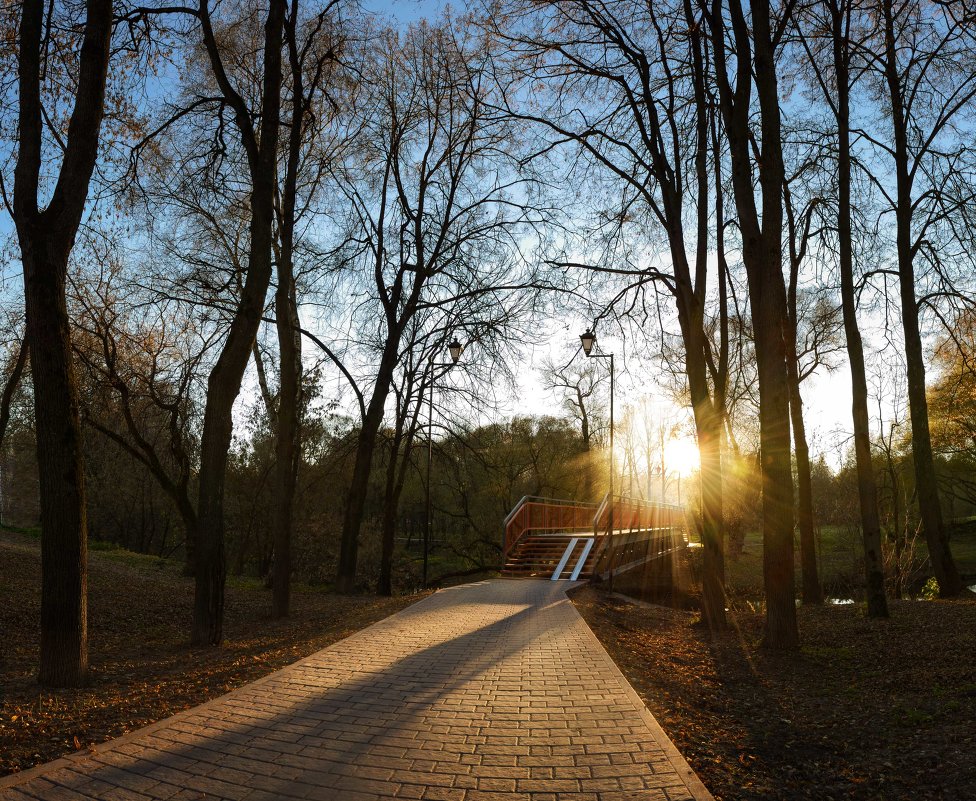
[501,494,690,584]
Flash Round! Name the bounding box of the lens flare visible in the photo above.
[664,438,699,476]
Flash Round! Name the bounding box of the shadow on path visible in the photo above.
[0,580,705,801]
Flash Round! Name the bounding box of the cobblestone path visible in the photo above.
[0,579,712,801]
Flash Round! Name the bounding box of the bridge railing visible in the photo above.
[503,496,599,555]
[589,496,690,580]
[503,494,688,557]
[592,495,686,536]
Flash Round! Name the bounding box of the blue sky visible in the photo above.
[0,0,912,474]
[361,0,448,23]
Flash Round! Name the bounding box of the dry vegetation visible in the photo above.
[571,585,976,801]
[0,530,424,777]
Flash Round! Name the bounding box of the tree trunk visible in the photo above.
[754,284,798,648]
[831,0,888,617]
[336,352,399,593]
[783,174,820,606]
[378,433,402,597]
[271,273,301,618]
[23,238,90,687]
[680,274,726,630]
[881,0,961,597]
[0,339,28,450]
[712,0,798,648]
[270,7,306,618]
[14,0,114,686]
[658,0,727,630]
[192,0,286,645]
[787,336,822,605]
[193,384,233,645]
[696,400,726,629]
[754,0,798,650]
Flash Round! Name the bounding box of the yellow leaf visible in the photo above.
[73,736,81,750]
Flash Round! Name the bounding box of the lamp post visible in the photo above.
[579,328,615,591]
[424,338,462,589]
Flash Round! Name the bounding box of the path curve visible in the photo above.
[0,579,712,801]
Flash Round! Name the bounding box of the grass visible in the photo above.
[947,520,976,566]
[0,528,426,777]
[726,524,976,600]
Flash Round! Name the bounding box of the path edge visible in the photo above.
[563,583,716,801]
[0,591,433,792]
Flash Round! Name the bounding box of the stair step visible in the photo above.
[501,533,601,579]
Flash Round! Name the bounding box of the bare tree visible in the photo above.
[326,19,545,592]
[782,154,830,605]
[11,0,114,685]
[705,0,799,647]
[861,0,976,596]
[73,266,202,573]
[495,0,731,629]
[270,0,342,618]
[167,0,288,644]
[541,351,606,500]
[795,0,891,618]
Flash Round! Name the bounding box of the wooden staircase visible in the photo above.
[502,534,601,580]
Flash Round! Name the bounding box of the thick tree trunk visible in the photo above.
[754,0,798,650]
[754,285,798,648]
[881,0,961,597]
[193,242,277,644]
[831,0,888,617]
[680,289,726,630]
[896,267,960,594]
[192,383,233,645]
[14,0,113,686]
[661,0,726,630]
[713,0,798,648]
[269,0,307,620]
[695,400,726,629]
[23,240,89,687]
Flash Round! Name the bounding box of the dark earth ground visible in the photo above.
[0,530,424,777]
[571,585,976,801]
[3,528,975,800]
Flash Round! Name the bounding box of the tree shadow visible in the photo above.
[4,580,587,800]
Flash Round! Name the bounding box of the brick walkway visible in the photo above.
[0,579,712,801]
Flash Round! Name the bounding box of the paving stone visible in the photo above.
[0,580,711,800]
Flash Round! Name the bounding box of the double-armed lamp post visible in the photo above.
[578,329,616,591]
[424,338,463,589]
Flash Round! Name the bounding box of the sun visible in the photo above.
[664,438,700,476]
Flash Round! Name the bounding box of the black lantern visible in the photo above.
[448,339,463,364]
[579,329,596,356]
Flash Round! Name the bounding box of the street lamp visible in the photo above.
[578,328,615,591]
[424,338,462,589]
